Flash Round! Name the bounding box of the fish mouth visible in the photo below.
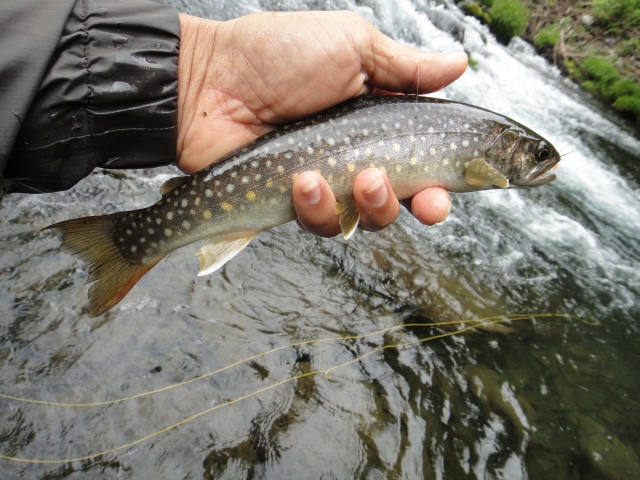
[514,161,559,187]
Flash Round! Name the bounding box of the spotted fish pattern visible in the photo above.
[46,95,561,317]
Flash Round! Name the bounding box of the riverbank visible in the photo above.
[458,0,640,122]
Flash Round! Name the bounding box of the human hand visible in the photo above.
[177,11,467,235]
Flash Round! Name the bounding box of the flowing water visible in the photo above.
[2,0,640,478]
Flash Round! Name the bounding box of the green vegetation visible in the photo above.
[488,0,530,44]
[455,0,640,122]
[461,2,491,24]
[593,0,640,30]
[581,57,640,117]
[534,24,560,49]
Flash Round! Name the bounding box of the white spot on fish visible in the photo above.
[266,160,272,167]
[277,165,285,173]
[462,140,469,147]
[473,150,479,158]
[442,159,449,166]
[183,221,191,230]
[148,228,155,234]
[410,157,417,165]
[327,138,335,146]
[166,212,173,220]
[140,238,146,244]
[181,199,188,207]
[131,246,137,253]
[156,218,162,225]
[429,147,436,155]
[393,144,400,152]
[328,157,337,166]
[251,161,259,168]
[395,165,402,172]
[164,229,172,237]
[288,138,294,144]
[428,127,434,133]
[363,129,369,136]
[285,153,292,159]
[126,229,132,235]
[307,147,314,154]
[242,176,249,184]
[226,184,234,193]
[450,143,457,150]
[231,172,237,178]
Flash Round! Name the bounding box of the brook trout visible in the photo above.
[46,96,561,317]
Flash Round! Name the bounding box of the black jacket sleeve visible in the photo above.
[1,0,180,199]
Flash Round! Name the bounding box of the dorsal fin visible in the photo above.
[465,158,509,188]
[161,176,188,196]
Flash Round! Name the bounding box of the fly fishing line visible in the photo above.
[0,313,595,464]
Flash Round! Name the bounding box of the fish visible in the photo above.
[45,95,561,317]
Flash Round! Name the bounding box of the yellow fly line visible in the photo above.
[0,313,596,464]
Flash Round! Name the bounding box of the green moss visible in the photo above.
[563,58,584,82]
[582,56,620,84]
[468,54,480,71]
[534,25,560,49]
[613,95,640,116]
[580,55,640,119]
[489,0,530,44]
[462,3,492,24]
[607,79,640,99]
[594,0,640,28]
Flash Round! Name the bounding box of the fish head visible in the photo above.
[485,126,561,187]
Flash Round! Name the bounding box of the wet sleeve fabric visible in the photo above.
[1,0,180,198]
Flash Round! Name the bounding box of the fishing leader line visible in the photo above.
[0,313,597,464]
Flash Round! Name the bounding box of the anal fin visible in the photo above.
[335,201,360,240]
[196,232,259,276]
[465,158,509,188]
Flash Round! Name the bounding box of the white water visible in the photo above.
[2,1,640,479]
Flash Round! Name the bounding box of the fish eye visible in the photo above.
[536,142,551,161]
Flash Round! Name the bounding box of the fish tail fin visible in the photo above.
[44,214,162,317]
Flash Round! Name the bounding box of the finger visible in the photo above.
[409,187,451,226]
[292,171,342,238]
[358,21,468,94]
[353,169,400,232]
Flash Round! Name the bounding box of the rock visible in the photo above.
[581,14,595,27]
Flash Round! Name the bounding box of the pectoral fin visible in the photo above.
[196,232,259,276]
[465,158,509,188]
[335,201,360,240]
[161,176,188,196]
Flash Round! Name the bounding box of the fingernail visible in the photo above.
[436,199,452,224]
[445,51,467,60]
[301,180,321,205]
[364,176,387,207]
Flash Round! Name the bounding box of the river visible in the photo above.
[1,0,640,478]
